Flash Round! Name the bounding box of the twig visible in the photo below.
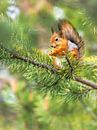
[74,77,97,90]
[65,55,74,79]
[65,56,73,70]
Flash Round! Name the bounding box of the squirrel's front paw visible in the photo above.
[48,52,52,56]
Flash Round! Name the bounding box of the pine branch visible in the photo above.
[11,53,57,73]
[0,44,97,91]
[74,77,97,90]
[0,44,57,73]
[9,53,97,90]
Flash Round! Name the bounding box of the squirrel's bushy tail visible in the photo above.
[58,19,84,55]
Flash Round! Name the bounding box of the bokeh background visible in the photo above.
[0,0,97,130]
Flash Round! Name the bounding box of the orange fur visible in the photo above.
[49,32,68,57]
[48,20,84,67]
[71,48,80,59]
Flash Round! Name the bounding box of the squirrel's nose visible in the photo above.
[51,45,56,48]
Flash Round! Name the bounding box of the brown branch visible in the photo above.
[0,44,57,74]
[11,53,57,73]
[74,77,97,90]
[12,51,97,90]
[0,44,97,90]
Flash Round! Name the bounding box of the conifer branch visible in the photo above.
[74,77,97,90]
[0,44,57,73]
[10,54,97,90]
[11,53,57,73]
[0,44,97,90]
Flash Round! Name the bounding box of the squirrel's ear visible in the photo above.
[59,30,63,37]
[58,22,63,37]
[58,23,61,31]
[51,27,54,34]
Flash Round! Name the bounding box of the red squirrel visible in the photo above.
[48,20,84,67]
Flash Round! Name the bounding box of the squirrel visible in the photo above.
[48,19,84,67]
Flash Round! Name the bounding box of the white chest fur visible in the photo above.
[68,40,78,51]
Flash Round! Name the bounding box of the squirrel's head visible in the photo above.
[50,27,67,48]
[50,27,64,48]
[50,32,61,48]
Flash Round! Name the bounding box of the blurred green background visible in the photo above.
[0,0,97,130]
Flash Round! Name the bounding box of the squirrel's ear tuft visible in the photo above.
[58,22,61,31]
[59,30,63,37]
[51,27,54,34]
[57,20,64,37]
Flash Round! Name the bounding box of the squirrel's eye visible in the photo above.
[55,38,58,41]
